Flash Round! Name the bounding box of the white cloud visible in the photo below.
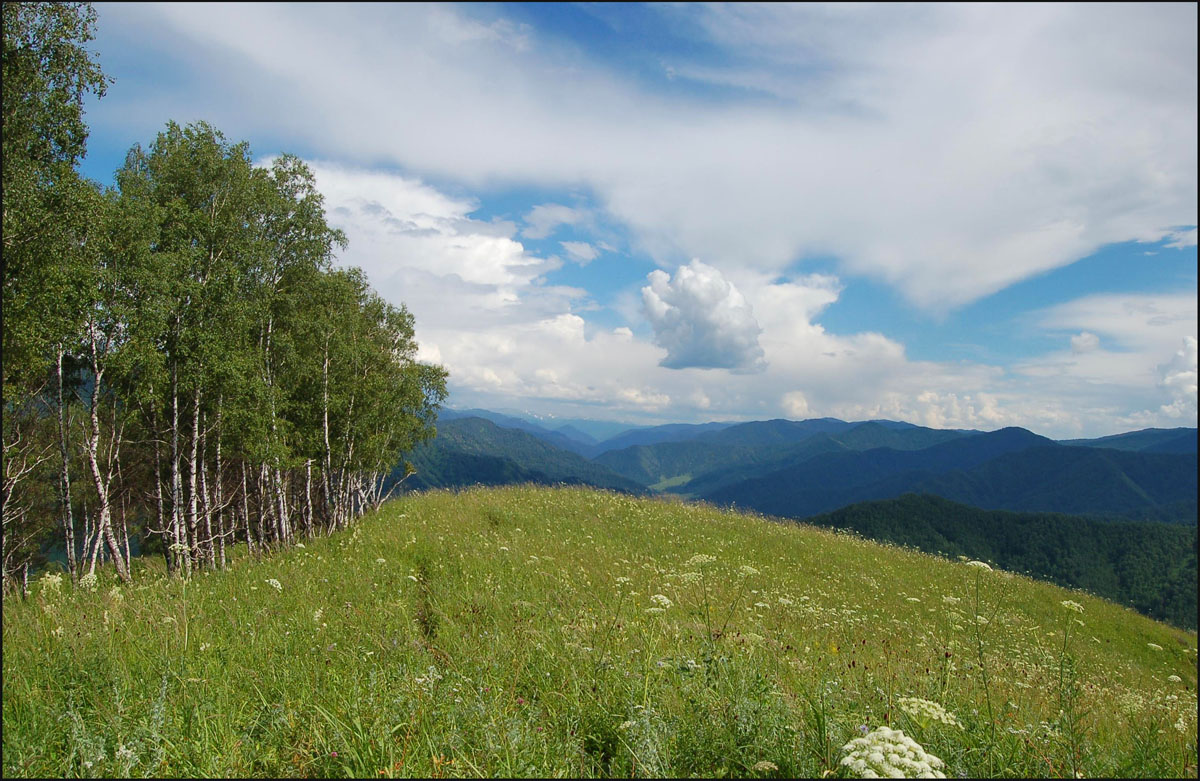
[1013,293,1198,430]
[560,240,599,265]
[1157,336,1198,419]
[98,3,1197,312]
[1070,332,1100,354]
[781,391,810,418]
[1164,227,1198,249]
[641,260,765,371]
[522,203,588,239]
[300,161,585,335]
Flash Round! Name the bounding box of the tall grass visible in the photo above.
[3,485,1196,778]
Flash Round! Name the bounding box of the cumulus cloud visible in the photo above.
[641,260,766,371]
[781,391,810,418]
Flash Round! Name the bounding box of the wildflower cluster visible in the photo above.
[965,560,991,571]
[1060,600,1084,613]
[77,572,98,592]
[839,726,947,778]
[685,553,716,568]
[39,572,64,600]
[897,697,963,729]
[646,593,673,614]
[264,578,282,592]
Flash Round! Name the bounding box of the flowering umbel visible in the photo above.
[897,697,963,729]
[839,726,947,778]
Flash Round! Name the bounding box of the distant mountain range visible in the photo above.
[401,417,643,493]
[411,409,1196,524]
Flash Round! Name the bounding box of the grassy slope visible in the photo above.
[3,485,1196,778]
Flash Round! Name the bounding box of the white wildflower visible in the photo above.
[942,595,960,605]
[738,564,760,578]
[78,572,98,592]
[1147,643,1163,651]
[115,743,137,765]
[905,597,921,603]
[839,726,946,778]
[685,553,716,568]
[752,760,778,772]
[650,594,673,609]
[39,572,64,599]
[375,558,386,564]
[897,697,963,729]
[107,586,123,603]
[265,578,282,592]
[313,607,324,624]
[1167,674,1182,683]
[966,560,991,571]
[1060,600,1084,614]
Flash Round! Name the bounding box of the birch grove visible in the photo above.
[2,3,447,592]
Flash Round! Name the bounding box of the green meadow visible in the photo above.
[3,485,1196,778]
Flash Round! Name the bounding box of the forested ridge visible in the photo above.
[403,417,644,494]
[1,2,447,590]
[802,494,1198,630]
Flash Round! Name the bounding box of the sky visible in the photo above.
[77,2,1197,438]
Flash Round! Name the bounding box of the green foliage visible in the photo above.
[2,486,1195,778]
[802,494,1198,629]
[2,1,108,384]
[2,1,110,584]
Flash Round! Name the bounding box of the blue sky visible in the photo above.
[78,3,1196,437]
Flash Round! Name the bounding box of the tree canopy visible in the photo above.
[2,2,447,589]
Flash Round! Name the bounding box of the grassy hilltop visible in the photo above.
[3,485,1197,778]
